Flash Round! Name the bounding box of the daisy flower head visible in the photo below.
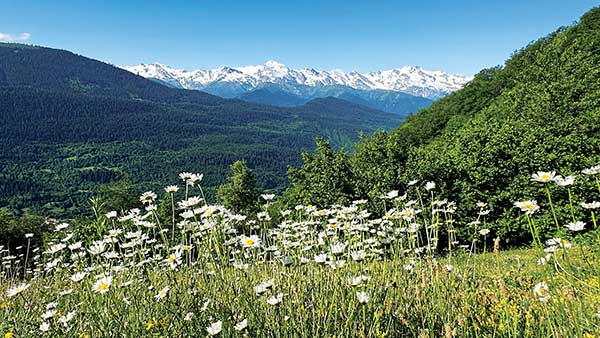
[565,221,585,232]
[206,320,222,336]
[533,281,550,302]
[92,276,113,294]
[266,292,284,305]
[261,194,275,202]
[531,171,556,183]
[555,175,575,187]
[356,291,370,304]
[7,283,30,297]
[139,191,157,205]
[582,165,600,175]
[155,285,170,301]
[240,235,261,249]
[234,319,248,331]
[164,185,179,193]
[514,200,540,215]
[581,201,600,209]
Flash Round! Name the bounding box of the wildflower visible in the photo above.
[59,288,73,296]
[25,233,34,238]
[261,194,275,201]
[555,175,575,186]
[234,319,248,331]
[403,264,414,272]
[4,332,13,338]
[348,275,371,286]
[7,283,30,297]
[383,190,399,199]
[267,292,284,305]
[178,196,203,209]
[314,253,328,263]
[155,285,170,301]
[165,185,179,193]
[92,276,113,294]
[70,272,87,283]
[408,179,419,186]
[189,173,204,185]
[206,320,222,336]
[88,240,107,256]
[55,223,70,231]
[107,229,122,239]
[444,264,454,272]
[240,235,261,249]
[582,165,600,175]
[184,312,194,321]
[166,250,182,270]
[350,250,366,262]
[330,242,347,255]
[41,309,56,319]
[356,291,370,304]
[257,211,271,221]
[68,241,82,250]
[476,202,488,208]
[581,201,600,209]
[533,281,550,302]
[46,243,66,254]
[39,322,50,332]
[565,221,585,231]
[514,200,540,215]
[105,211,117,218]
[425,182,436,191]
[479,229,490,236]
[140,191,157,204]
[57,311,76,327]
[400,208,417,221]
[254,279,275,295]
[531,171,557,183]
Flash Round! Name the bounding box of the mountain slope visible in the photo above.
[0,43,402,217]
[286,7,600,246]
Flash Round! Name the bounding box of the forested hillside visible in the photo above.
[284,7,600,246]
[0,44,402,217]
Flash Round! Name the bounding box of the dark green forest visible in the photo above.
[283,7,600,246]
[0,43,402,217]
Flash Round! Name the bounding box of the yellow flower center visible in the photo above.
[206,210,213,216]
[98,283,109,291]
[168,255,175,263]
[245,239,255,246]
[329,223,337,228]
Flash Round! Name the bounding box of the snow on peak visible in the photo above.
[123,61,471,99]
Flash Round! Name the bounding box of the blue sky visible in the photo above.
[1,1,597,75]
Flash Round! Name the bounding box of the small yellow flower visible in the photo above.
[5,332,14,338]
[146,318,158,330]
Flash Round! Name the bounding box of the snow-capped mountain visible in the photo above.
[125,61,470,100]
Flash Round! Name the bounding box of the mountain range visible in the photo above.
[125,61,471,116]
[0,43,403,216]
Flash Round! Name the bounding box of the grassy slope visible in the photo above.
[1,248,598,336]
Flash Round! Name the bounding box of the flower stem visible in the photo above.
[545,187,560,232]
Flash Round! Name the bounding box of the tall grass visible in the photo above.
[0,169,599,337]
